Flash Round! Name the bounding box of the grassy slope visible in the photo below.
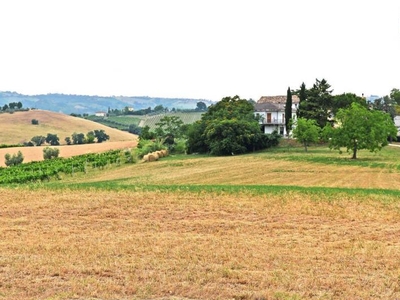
[0,110,137,145]
[2,144,400,299]
[57,142,400,192]
[137,111,203,129]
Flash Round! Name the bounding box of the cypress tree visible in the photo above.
[297,82,307,118]
[285,87,292,136]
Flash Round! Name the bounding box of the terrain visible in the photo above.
[0,110,137,145]
[0,109,138,167]
[0,91,214,115]
[1,143,400,299]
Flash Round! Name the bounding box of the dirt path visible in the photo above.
[0,140,138,167]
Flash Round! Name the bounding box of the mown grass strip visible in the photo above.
[36,180,400,198]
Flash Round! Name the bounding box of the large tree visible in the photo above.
[285,87,292,136]
[94,129,110,143]
[187,95,278,155]
[72,132,85,144]
[196,101,207,111]
[325,102,397,159]
[155,116,184,139]
[45,133,60,145]
[296,82,307,118]
[298,78,333,128]
[154,115,184,149]
[331,93,367,115]
[372,95,396,120]
[390,88,400,105]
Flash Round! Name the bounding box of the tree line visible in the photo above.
[286,79,398,159]
[107,101,208,116]
[138,95,280,157]
[25,130,110,147]
[1,101,23,111]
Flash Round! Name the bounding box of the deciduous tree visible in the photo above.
[196,101,207,111]
[72,132,85,144]
[325,102,397,159]
[292,118,320,152]
[31,135,46,146]
[94,129,110,143]
[187,95,278,155]
[46,133,60,145]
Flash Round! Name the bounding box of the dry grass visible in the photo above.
[1,188,400,299]
[0,110,136,145]
[0,141,138,167]
[70,153,400,190]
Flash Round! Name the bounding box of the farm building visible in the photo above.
[254,95,299,136]
[95,111,107,117]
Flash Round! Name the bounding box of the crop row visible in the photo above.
[0,149,127,184]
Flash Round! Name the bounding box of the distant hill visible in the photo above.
[0,109,137,145]
[0,91,215,115]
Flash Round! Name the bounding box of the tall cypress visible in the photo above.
[285,87,292,136]
[297,82,307,118]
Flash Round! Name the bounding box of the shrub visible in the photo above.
[122,149,138,164]
[5,151,24,166]
[43,147,60,160]
[171,138,187,154]
[135,138,166,158]
[31,119,39,125]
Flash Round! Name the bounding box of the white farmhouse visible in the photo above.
[254,95,299,136]
[95,111,107,117]
[394,116,400,141]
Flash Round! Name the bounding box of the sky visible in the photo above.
[0,0,399,102]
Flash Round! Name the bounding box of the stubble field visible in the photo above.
[1,144,400,299]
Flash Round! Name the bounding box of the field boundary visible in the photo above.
[40,182,400,198]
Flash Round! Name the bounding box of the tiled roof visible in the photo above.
[255,102,285,112]
[257,95,300,104]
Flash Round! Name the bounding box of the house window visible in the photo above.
[266,113,271,123]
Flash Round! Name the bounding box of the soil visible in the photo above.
[0,140,138,167]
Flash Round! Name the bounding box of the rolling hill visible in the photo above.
[0,109,137,145]
[0,91,215,115]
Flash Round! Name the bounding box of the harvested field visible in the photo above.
[70,153,400,191]
[1,188,400,299]
[0,109,136,145]
[0,140,138,167]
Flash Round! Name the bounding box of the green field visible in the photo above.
[1,143,400,299]
[86,112,204,131]
[137,111,204,129]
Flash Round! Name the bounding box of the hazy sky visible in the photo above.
[0,0,399,101]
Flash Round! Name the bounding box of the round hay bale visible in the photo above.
[156,150,164,158]
[151,152,160,160]
[161,149,168,157]
[148,153,158,162]
[142,154,149,162]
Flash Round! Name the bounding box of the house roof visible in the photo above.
[255,95,299,112]
[255,102,285,112]
[257,95,300,104]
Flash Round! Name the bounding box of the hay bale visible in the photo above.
[142,154,149,162]
[151,152,160,160]
[161,149,168,157]
[148,153,158,162]
[156,150,164,158]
